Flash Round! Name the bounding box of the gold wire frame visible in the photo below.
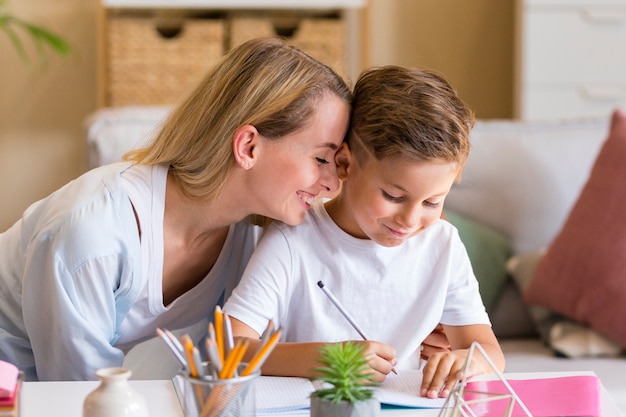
[437,342,533,417]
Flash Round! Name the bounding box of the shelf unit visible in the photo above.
[97,0,366,107]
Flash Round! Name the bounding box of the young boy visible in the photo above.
[223,65,505,399]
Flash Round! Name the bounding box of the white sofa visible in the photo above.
[85,107,626,414]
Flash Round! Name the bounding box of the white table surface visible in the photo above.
[20,371,624,417]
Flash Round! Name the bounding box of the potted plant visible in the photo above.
[310,341,381,417]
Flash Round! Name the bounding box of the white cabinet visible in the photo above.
[515,0,626,120]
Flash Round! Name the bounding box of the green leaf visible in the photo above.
[309,342,379,404]
[0,7,71,67]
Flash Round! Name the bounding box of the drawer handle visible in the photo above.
[582,9,626,23]
[581,87,626,100]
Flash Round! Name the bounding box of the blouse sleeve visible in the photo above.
[21,231,134,380]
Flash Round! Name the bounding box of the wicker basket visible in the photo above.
[229,16,346,79]
[107,16,225,106]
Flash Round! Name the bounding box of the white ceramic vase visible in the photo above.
[83,367,149,417]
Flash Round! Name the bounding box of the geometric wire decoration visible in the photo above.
[437,342,533,417]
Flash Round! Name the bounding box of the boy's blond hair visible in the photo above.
[347,66,474,168]
[124,38,351,202]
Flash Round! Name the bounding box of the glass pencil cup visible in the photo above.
[178,363,259,417]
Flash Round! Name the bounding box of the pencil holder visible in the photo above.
[178,363,259,417]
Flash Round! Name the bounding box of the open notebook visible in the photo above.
[255,370,446,414]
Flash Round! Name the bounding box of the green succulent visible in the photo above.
[310,341,379,404]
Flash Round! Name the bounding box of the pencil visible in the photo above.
[219,338,248,379]
[252,319,274,357]
[317,280,397,374]
[155,328,187,369]
[223,313,235,357]
[181,334,199,378]
[240,328,282,377]
[317,281,367,339]
[214,306,225,364]
[205,338,222,375]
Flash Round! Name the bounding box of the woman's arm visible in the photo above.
[23,250,128,380]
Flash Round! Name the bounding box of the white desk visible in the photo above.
[21,372,624,417]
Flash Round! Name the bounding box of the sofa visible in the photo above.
[85,106,626,414]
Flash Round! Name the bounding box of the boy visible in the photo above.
[224,65,505,399]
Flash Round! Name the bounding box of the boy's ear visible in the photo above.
[232,125,259,170]
[335,142,352,180]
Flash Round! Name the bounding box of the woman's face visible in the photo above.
[251,93,350,226]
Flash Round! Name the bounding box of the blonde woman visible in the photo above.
[0,38,351,381]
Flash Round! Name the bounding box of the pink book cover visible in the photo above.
[0,361,19,399]
[0,382,18,409]
[464,375,600,417]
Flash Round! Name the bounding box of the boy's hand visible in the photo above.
[356,340,397,383]
[419,350,478,398]
[421,324,451,359]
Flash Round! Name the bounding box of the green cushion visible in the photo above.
[445,210,512,313]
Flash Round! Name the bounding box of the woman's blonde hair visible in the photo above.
[124,37,351,202]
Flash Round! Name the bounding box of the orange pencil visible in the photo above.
[219,338,249,379]
[241,328,282,377]
[181,334,198,377]
[214,306,225,364]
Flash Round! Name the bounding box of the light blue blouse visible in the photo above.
[0,163,261,380]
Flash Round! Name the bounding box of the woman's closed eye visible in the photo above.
[315,157,330,165]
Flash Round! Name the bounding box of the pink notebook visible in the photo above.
[464,375,600,417]
[0,361,19,399]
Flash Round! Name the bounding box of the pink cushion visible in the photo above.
[525,109,626,348]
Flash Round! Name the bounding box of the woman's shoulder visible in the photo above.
[18,163,140,261]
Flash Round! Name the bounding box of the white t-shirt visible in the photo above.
[224,203,490,370]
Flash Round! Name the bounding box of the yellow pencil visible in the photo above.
[219,338,248,379]
[181,334,204,403]
[181,334,198,377]
[214,306,225,364]
[241,328,282,376]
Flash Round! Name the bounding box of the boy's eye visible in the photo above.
[382,190,402,202]
[424,200,440,208]
[315,157,329,165]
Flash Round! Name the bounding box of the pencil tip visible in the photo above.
[317,281,324,288]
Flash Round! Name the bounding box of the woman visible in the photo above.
[0,38,352,380]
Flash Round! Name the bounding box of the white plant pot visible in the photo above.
[310,396,380,417]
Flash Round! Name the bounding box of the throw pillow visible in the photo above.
[524,108,626,349]
[507,252,622,357]
[445,210,512,313]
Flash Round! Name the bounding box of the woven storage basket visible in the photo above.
[107,16,224,106]
[229,16,346,79]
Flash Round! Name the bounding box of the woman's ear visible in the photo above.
[334,142,352,180]
[233,125,259,170]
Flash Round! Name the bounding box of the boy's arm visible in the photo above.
[421,324,451,358]
[230,317,397,381]
[420,324,505,399]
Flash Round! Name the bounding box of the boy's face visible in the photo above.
[331,151,460,247]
